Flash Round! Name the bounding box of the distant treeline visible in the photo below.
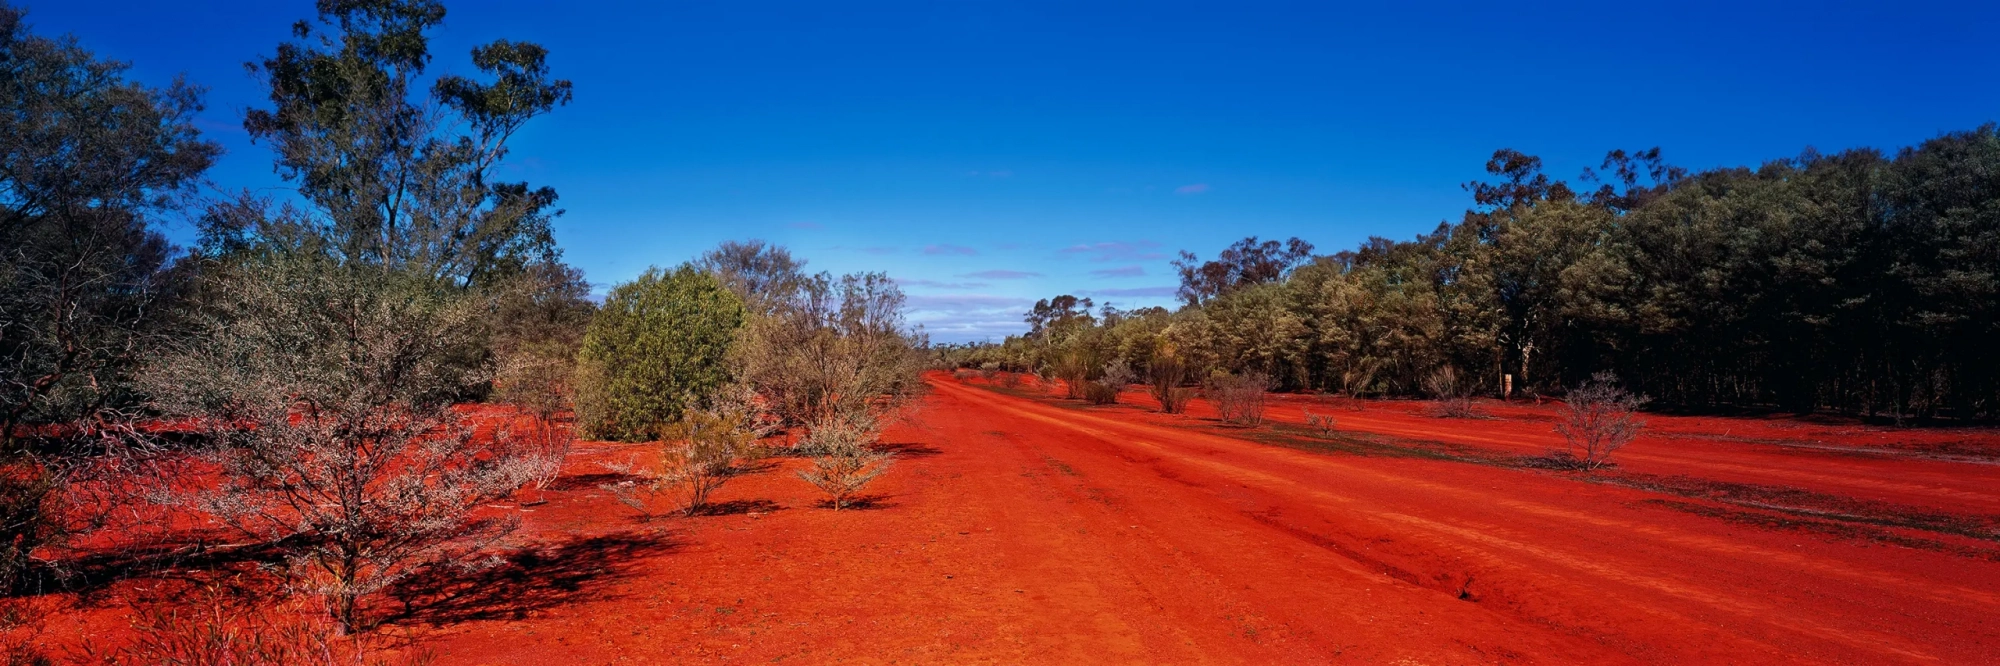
[939,130,2000,421]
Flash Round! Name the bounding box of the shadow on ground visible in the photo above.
[385,529,680,627]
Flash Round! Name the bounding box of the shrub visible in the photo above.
[1554,372,1648,470]
[731,270,928,427]
[1302,407,1338,436]
[995,371,1022,389]
[1082,382,1121,405]
[952,369,978,382]
[1148,354,1193,414]
[575,266,745,442]
[1424,366,1477,418]
[104,587,430,666]
[144,258,531,633]
[796,413,894,510]
[1206,372,1270,425]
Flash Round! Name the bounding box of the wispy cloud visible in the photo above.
[1089,265,1146,278]
[923,243,978,256]
[895,278,989,290]
[1175,183,1210,195]
[787,221,823,230]
[1083,286,1179,298]
[859,246,898,255]
[904,294,1035,343]
[959,269,1042,280]
[1059,241,1165,262]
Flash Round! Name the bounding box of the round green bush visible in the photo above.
[575,265,744,441]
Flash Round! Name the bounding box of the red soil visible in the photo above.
[30,374,2000,663]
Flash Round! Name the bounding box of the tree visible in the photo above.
[144,256,530,632]
[213,0,572,289]
[575,266,745,441]
[695,239,807,316]
[0,3,217,594]
[1172,236,1314,306]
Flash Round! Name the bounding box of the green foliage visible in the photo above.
[951,128,2000,420]
[0,4,217,446]
[576,266,745,441]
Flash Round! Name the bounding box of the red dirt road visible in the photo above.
[41,376,2000,663]
[405,377,2000,664]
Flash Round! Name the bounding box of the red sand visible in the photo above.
[32,374,2000,663]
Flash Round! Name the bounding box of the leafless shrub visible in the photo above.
[995,371,1022,389]
[1302,407,1338,436]
[1553,372,1648,470]
[952,369,978,382]
[1148,354,1193,414]
[795,413,894,510]
[143,259,531,633]
[1206,372,1270,426]
[1424,366,1478,418]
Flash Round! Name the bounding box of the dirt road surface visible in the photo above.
[409,376,1998,664]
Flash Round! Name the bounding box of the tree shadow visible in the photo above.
[810,494,896,511]
[545,471,645,491]
[383,529,680,628]
[873,442,942,458]
[691,499,784,516]
[20,531,287,602]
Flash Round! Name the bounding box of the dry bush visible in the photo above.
[952,369,978,382]
[600,405,765,519]
[144,259,532,633]
[1424,366,1478,418]
[1553,372,1648,470]
[1148,355,1193,414]
[1082,382,1120,405]
[1206,372,1270,425]
[1088,359,1137,405]
[0,461,58,596]
[795,413,894,510]
[733,271,928,427]
[995,371,1022,389]
[1302,407,1338,436]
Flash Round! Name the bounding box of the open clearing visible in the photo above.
[43,372,2000,664]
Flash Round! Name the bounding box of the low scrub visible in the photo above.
[1206,372,1270,426]
[1553,372,1647,470]
[1149,354,1193,414]
[1424,366,1478,418]
[1302,407,1338,436]
[796,414,894,510]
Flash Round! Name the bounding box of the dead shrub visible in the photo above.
[995,371,1022,389]
[1206,372,1270,426]
[1424,366,1478,418]
[1302,407,1338,436]
[795,413,894,510]
[1553,372,1648,470]
[952,369,978,382]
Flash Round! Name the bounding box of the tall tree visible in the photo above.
[213,0,572,287]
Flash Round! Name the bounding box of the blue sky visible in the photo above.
[29,1,2000,341]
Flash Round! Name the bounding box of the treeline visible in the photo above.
[943,136,2000,421]
[0,0,922,645]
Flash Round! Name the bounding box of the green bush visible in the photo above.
[576,266,745,441]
